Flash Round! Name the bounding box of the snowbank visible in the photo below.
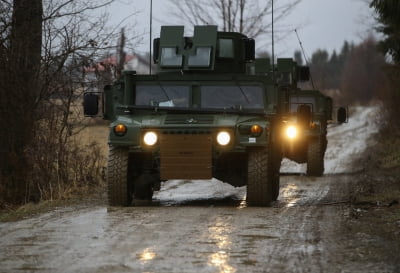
[280,105,380,174]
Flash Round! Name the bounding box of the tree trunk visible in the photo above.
[0,0,42,203]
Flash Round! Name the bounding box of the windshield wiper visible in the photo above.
[236,84,250,104]
[159,84,171,101]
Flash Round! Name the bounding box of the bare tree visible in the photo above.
[30,0,134,202]
[166,0,301,39]
[0,0,139,205]
[116,28,127,79]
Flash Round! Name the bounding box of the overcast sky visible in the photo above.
[107,0,375,59]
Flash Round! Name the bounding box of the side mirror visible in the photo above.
[83,92,99,116]
[337,107,348,123]
[153,38,160,64]
[244,38,255,61]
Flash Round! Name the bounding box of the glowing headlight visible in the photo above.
[143,131,158,146]
[286,125,297,139]
[217,131,231,146]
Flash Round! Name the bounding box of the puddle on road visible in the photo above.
[136,248,157,262]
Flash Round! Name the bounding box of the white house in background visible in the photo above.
[124,54,154,74]
[84,53,153,77]
[124,55,156,74]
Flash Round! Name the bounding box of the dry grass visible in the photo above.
[351,130,400,206]
[73,124,109,156]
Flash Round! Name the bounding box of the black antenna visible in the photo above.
[294,29,315,89]
[149,0,153,75]
[271,0,275,80]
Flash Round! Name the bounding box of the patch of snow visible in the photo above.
[281,105,381,174]
[154,179,246,204]
[324,105,380,173]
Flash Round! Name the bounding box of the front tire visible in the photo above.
[107,146,130,206]
[247,148,273,206]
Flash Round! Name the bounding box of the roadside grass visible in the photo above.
[349,129,400,237]
[352,133,400,206]
[0,188,107,222]
[379,135,400,169]
[0,123,109,222]
[0,200,66,222]
[73,123,109,156]
[353,175,400,206]
[344,132,400,266]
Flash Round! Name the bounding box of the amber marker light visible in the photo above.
[286,125,297,139]
[143,131,158,146]
[216,131,231,146]
[114,124,127,136]
[250,124,263,136]
[310,122,317,129]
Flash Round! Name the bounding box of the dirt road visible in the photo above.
[1,174,398,273]
[1,106,399,273]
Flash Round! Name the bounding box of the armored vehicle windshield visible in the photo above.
[134,83,266,112]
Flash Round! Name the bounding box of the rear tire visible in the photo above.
[107,146,130,206]
[247,148,273,206]
[307,137,324,176]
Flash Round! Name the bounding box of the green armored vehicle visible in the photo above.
[274,58,337,176]
[84,25,346,206]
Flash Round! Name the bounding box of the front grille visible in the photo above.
[159,134,212,180]
[165,115,214,125]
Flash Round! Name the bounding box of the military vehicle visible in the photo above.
[275,58,348,176]
[275,58,334,176]
[84,25,346,206]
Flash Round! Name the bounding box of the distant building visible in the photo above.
[125,54,154,75]
[84,53,153,78]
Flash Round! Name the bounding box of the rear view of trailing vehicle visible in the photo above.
[84,25,347,207]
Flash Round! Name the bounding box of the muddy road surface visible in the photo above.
[1,107,399,273]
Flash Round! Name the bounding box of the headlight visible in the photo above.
[143,131,158,146]
[216,131,231,146]
[286,125,297,139]
[114,124,127,136]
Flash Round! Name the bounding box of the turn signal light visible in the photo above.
[114,124,127,136]
[250,124,263,136]
[310,122,317,129]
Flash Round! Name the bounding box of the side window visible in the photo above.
[217,39,234,58]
